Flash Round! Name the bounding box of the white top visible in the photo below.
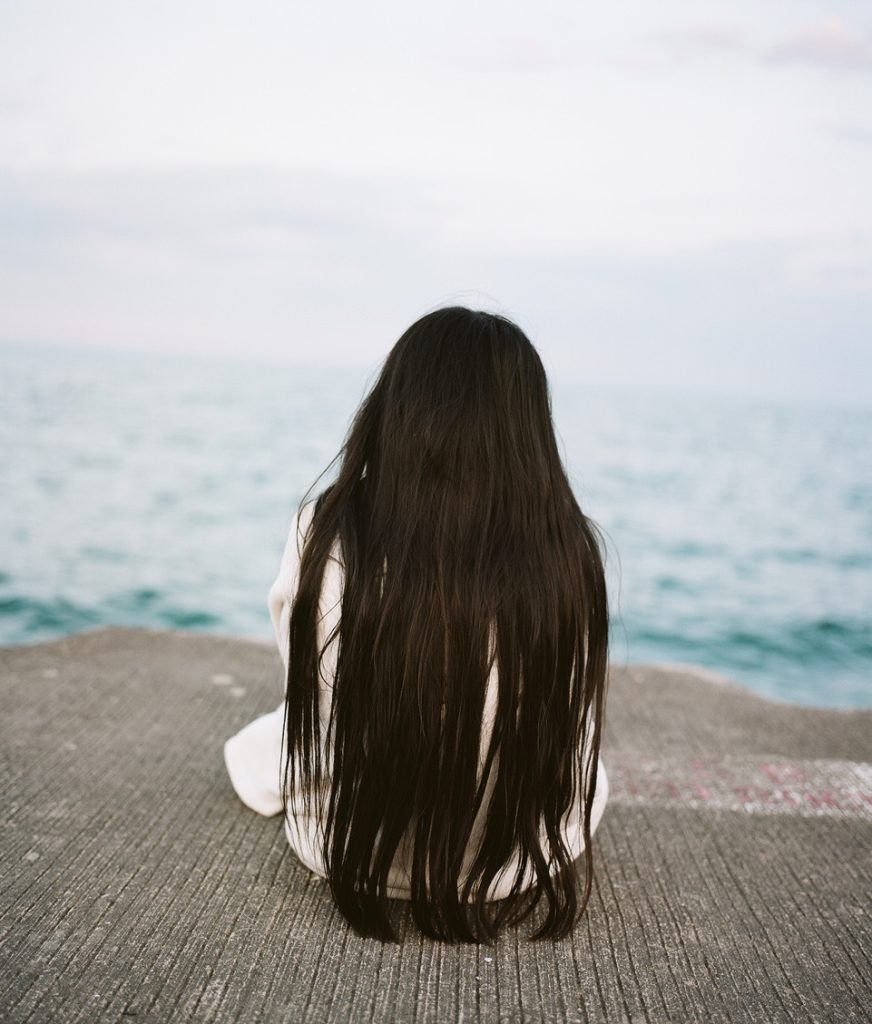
[224,502,609,901]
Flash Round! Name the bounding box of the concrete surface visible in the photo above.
[1,627,870,1023]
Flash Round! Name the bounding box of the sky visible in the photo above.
[1,0,871,403]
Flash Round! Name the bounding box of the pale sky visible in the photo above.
[1,0,871,402]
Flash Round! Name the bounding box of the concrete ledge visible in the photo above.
[1,627,870,1023]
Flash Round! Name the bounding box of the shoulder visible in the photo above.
[284,497,344,574]
[293,499,317,550]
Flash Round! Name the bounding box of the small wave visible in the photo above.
[665,541,728,559]
[802,617,872,657]
[80,545,125,563]
[700,619,871,663]
[0,595,102,638]
[159,608,222,628]
[771,547,819,565]
[654,575,698,595]
[0,588,225,646]
[101,590,223,629]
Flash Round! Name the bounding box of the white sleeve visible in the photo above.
[223,502,314,817]
[223,703,286,816]
[267,502,315,675]
[226,499,341,819]
[589,754,609,837]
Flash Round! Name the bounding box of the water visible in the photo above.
[2,343,870,708]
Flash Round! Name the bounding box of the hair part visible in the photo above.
[282,306,609,943]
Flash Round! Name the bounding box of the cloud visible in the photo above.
[650,26,747,64]
[650,17,872,75]
[766,17,872,73]
[823,120,872,146]
[783,236,872,293]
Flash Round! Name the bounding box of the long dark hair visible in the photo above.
[281,306,609,943]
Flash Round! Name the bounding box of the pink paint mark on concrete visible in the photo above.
[607,756,872,819]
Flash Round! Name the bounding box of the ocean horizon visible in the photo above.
[2,341,870,709]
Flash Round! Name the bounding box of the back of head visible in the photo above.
[284,306,609,943]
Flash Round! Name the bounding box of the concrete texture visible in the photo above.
[1,626,870,1023]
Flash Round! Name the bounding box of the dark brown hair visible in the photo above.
[281,306,609,943]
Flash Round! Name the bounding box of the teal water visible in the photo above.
[2,343,870,708]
